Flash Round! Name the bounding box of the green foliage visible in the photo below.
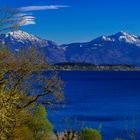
[13,105,53,140]
[0,7,63,139]
[29,105,53,140]
[13,126,35,140]
[0,90,25,140]
[79,128,102,140]
[0,47,63,139]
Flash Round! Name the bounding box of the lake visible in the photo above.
[47,71,140,139]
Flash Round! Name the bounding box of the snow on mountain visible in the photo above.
[109,31,140,45]
[61,31,140,65]
[0,30,58,49]
[1,30,140,65]
[90,31,140,46]
[7,30,40,42]
[0,30,65,63]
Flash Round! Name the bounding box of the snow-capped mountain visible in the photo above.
[91,31,140,46]
[0,30,65,63]
[0,30,48,49]
[62,31,140,65]
[1,30,140,65]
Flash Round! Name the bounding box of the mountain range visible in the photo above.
[0,30,140,66]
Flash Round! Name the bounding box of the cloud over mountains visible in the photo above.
[18,5,69,12]
[17,5,69,26]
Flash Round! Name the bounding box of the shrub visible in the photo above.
[79,128,101,140]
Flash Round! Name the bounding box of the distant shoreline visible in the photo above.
[52,62,140,71]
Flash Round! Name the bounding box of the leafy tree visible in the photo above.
[0,6,63,140]
[13,105,52,140]
[0,46,63,139]
[79,128,102,140]
[28,105,53,140]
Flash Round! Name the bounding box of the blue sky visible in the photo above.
[1,0,140,44]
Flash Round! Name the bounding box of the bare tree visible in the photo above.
[0,6,22,34]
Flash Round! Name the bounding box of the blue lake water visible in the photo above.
[47,71,140,139]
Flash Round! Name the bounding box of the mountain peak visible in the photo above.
[109,31,140,45]
[1,30,140,65]
[9,30,27,35]
[0,30,60,49]
[6,30,38,41]
[114,31,129,36]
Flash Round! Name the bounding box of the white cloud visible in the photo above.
[19,16,36,26]
[15,5,69,26]
[18,5,69,12]
[15,13,36,26]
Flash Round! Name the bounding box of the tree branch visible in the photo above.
[17,91,51,109]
